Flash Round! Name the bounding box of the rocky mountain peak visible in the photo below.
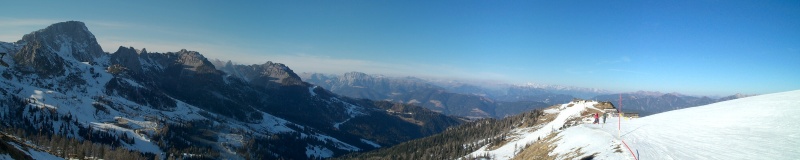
[137,48,148,54]
[11,21,105,77]
[110,46,144,74]
[253,61,303,86]
[175,49,211,71]
[342,71,373,85]
[224,60,233,68]
[1,21,467,159]
[17,21,104,62]
[343,71,369,78]
[211,60,304,87]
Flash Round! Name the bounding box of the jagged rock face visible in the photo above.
[175,49,213,72]
[12,21,103,77]
[110,47,218,77]
[301,72,510,118]
[13,40,67,76]
[1,21,466,159]
[301,72,439,100]
[253,61,304,86]
[216,61,305,88]
[341,71,373,87]
[109,46,144,74]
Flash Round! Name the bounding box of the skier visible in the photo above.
[593,113,599,124]
[602,112,608,124]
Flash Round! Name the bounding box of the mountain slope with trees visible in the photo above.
[300,72,554,118]
[0,21,462,160]
[335,108,548,160]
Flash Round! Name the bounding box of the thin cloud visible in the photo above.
[0,18,64,42]
[268,54,420,76]
[86,20,215,41]
[85,21,135,29]
[255,53,508,81]
[99,38,193,53]
[0,18,190,43]
[608,68,651,75]
[86,20,237,59]
[565,69,596,75]
[98,36,253,62]
[0,18,60,27]
[0,35,20,42]
[597,56,631,64]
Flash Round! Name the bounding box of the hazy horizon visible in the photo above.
[1,1,798,96]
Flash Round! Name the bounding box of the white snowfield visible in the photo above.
[610,89,800,159]
[469,90,800,160]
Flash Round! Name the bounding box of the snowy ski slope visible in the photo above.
[466,90,800,159]
[551,89,800,159]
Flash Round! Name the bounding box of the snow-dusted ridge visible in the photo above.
[0,52,358,159]
[466,100,601,159]
[1,21,466,160]
[472,90,800,159]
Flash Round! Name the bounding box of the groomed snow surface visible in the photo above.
[552,90,800,159]
[469,90,800,159]
[610,89,800,159]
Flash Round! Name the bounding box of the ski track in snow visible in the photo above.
[361,138,381,148]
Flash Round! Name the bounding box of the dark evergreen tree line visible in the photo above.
[334,110,544,160]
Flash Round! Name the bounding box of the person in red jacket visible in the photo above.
[593,113,600,124]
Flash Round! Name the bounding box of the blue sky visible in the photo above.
[1,1,798,96]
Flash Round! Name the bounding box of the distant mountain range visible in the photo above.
[300,72,750,118]
[0,21,462,159]
[0,21,754,160]
[592,91,754,116]
[300,72,562,118]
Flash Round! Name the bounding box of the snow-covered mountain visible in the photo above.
[0,21,462,159]
[299,71,745,119]
[299,72,552,118]
[297,72,440,100]
[512,82,612,99]
[344,90,799,159]
[301,72,611,103]
[422,79,607,102]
